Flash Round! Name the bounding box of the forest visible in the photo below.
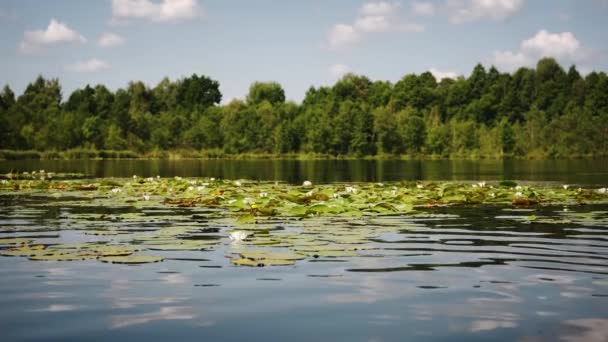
[0,57,607,159]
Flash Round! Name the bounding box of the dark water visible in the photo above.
[1,158,607,185]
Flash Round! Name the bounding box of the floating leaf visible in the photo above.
[98,255,164,264]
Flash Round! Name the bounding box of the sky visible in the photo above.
[1,0,607,103]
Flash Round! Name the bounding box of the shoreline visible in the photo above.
[1,149,607,161]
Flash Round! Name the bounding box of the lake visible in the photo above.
[1,158,608,184]
[1,159,607,341]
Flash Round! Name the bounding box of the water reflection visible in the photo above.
[1,158,607,184]
[560,318,608,342]
[110,306,197,329]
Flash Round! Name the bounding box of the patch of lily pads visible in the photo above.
[1,174,607,267]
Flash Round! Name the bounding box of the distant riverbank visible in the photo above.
[1,148,606,161]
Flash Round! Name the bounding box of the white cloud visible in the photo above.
[98,32,125,47]
[111,0,201,23]
[412,1,435,16]
[448,0,524,24]
[355,15,391,33]
[66,58,110,73]
[492,51,530,71]
[521,30,580,59]
[492,30,586,72]
[19,19,86,53]
[429,67,460,80]
[360,1,399,16]
[329,63,351,79]
[327,24,360,48]
[326,1,423,48]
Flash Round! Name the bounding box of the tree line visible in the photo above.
[1,57,607,158]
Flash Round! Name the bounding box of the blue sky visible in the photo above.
[1,0,607,103]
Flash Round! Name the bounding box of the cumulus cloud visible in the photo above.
[329,63,351,79]
[111,0,201,23]
[412,1,435,16]
[66,58,110,73]
[326,1,423,48]
[327,24,360,48]
[448,0,524,24]
[98,32,125,47]
[429,67,460,80]
[492,30,587,72]
[19,19,86,53]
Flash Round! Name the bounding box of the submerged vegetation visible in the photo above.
[1,58,607,159]
[1,173,607,266]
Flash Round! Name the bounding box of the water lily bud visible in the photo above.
[133,175,137,179]
[303,180,313,187]
[563,185,569,190]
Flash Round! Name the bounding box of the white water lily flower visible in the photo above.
[303,180,312,187]
[391,189,397,196]
[478,181,486,188]
[189,180,197,185]
[175,176,182,180]
[305,190,314,197]
[143,194,150,201]
[259,192,268,198]
[132,175,137,179]
[345,186,357,193]
[202,182,209,186]
[332,193,340,198]
[514,191,523,197]
[197,186,205,192]
[210,177,215,181]
[47,173,53,179]
[243,197,254,205]
[472,184,478,188]
[40,170,45,173]
[597,188,607,194]
[416,184,424,189]
[490,193,495,198]
[515,185,522,190]
[229,231,249,243]
[111,188,122,193]
[146,177,154,182]
[156,175,160,179]
[563,185,569,190]
[1,180,8,184]
[234,180,242,186]
[187,186,194,191]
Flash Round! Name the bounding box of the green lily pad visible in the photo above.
[98,255,164,264]
[0,238,32,245]
[231,258,295,266]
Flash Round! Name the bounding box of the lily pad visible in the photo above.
[98,255,164,264]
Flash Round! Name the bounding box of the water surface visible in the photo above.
[1,158,607,184]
